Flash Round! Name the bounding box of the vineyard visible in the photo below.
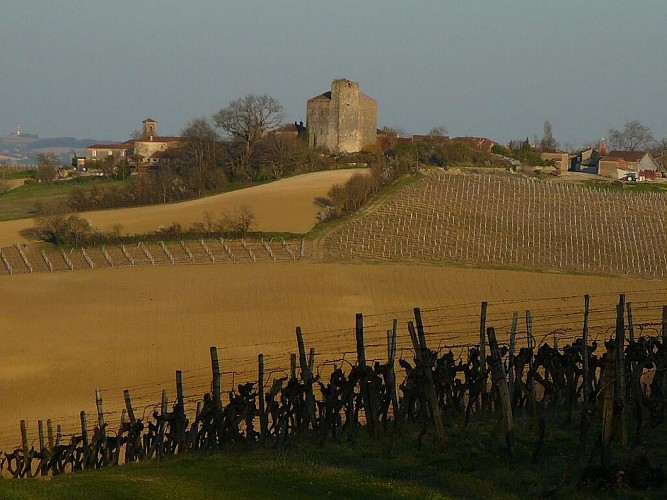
[1,293,666,495]
[0,237,308,274]
[322,172,667,278]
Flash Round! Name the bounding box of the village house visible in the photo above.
[85,141,133,165]
[306,79,377,153]
[540,151,570,170]
[85,118,182,170]
[603,150,660,175]
[594,149,659,180]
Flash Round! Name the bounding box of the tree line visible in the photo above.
[33,204,258,247]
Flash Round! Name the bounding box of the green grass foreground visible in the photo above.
[1,415,665,500]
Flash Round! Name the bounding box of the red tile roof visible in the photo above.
[605,150,649,162]
[87,143,133,149]
[411,135,431,142]
[452,137,497,151]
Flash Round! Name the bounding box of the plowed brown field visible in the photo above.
[0,262,665,448]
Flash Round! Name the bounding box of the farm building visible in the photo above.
[603,150,659,174]
[597,152,660,180]
[540,151,570,170]
[597,159,637,180]
[306,79,377,153]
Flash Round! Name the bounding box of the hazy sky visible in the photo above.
[1,0,665,146]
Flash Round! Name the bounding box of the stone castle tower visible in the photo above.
[142,118,157,139]
[306,79,377,153]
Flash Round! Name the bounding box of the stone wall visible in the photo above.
[358,93,378,151]
[307,98,332,150]
[134,139,181,160]
[307,79,377,153]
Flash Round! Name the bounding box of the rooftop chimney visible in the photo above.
[599,138,607,156]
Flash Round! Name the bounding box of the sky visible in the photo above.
[1,0,666,147]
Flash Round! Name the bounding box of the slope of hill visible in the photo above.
[320,170,667,279]
[0,169,363,246]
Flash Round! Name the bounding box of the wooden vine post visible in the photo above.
[601,343,615,468]
[626,302,634,343]
[526,310,536,407]
[95,388,106,434]
[210,346,222,443]
[123,389,138,463]
[176,370,187,453]
[80,411,90,470]
[290,353,297,380]
[295,326,315,430]
[663,305,667,408]
[356,313,378,436]
[413,308,446,445]
[20,420,29,477]
[308,348,316,380]
[582,295,590,406]
[95,388,110,467]
[258,354,269,441]
[124,389,136,424]
[387,319,399,417]
[615,294,627,445]
[47,419,54,452]
[479,301,488,410]
[508,312,518,405]
[487,327,513,462]
[154,390,168,458]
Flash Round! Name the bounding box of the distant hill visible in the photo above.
[0,137,112,151]
[0,136,115,164]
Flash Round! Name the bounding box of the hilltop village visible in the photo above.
[3,78,666,187]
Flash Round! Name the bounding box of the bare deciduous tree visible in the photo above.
[34,203,92,246]
[377,126,403,153]
[257,133,306,180]
[180,117,221,196]
[540,120,558,151]
[218,205,257,237]
[608,120,655,151]
[0,165,10,195]
[428,126,448,137]
[213,94,284,177]
[36,153,59,182]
